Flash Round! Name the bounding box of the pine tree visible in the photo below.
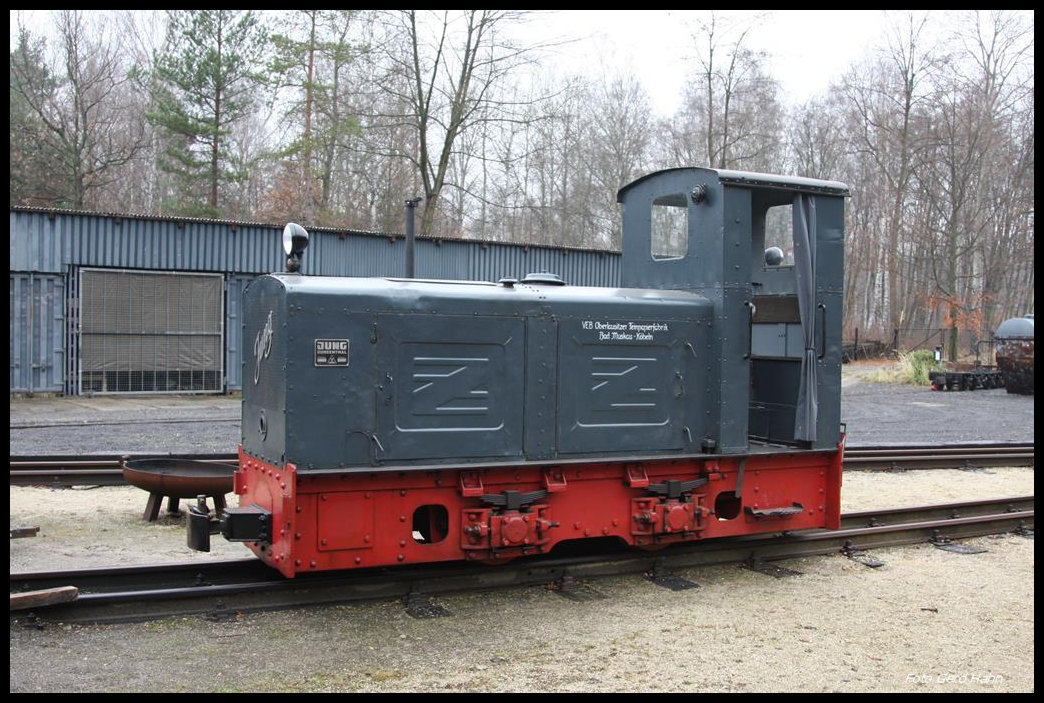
[10,28,61,206]
[149,10,266,216]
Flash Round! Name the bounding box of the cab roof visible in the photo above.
[617,167,850,202]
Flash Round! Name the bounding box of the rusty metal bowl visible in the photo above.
[122,458,236,498]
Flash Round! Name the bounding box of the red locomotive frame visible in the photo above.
[235,441,843,578]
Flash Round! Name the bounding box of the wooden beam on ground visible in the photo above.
[10,526,40,539]
[10,586,79,611]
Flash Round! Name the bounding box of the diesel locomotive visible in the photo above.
[189,167,850,577]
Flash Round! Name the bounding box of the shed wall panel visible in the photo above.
[225,274,259,391]
[10,274,65,393]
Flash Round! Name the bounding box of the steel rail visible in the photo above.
[843,443,1035,471]
[10,496,1033,625]
[10,454,238,487]
[9,443,1035,487]
[839,495,1034,528]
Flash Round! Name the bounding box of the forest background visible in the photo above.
[9,10,1034,355]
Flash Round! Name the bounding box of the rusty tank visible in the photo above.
[994,314,1033,395]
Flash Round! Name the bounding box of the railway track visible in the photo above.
[9,443,1035,487]
[10,496,1033,625]
[9,453,238,486]
[841,442,1035,472]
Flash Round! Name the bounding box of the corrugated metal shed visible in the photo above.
[10,207,622,393]
[10,208,620,284]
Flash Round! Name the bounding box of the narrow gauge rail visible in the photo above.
[10,443,1035,487]
[841,443,1035,471]
[10,496,1033,625]
[10,454,239,486]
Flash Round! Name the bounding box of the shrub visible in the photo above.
[902,349,937,385]
[862,349,937,385]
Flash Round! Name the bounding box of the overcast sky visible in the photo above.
[12,10,1008,117]
[518,10,895,115]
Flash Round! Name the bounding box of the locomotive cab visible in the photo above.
[618,168,849,453]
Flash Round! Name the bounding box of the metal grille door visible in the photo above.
[78,269,224,394]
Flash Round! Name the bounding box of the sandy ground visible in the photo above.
[9,467,1035,693]
[9,366,1035,692]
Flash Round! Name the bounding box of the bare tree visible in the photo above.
[516,73,591,246]
[661,12,783,172]
[10,11,146,208]
[841,12,939,335]
[830,10,1034,355]
[947,11,1035,347]
[582,73,655,248]
[380,10,544,237]
[787,95,847,180]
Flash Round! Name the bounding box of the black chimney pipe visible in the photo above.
[404,197,422,278]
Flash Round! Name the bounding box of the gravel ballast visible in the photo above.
[9,369,1034,692]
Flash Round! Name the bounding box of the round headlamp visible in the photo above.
[283,222,309,256]
[282,223,310,272]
